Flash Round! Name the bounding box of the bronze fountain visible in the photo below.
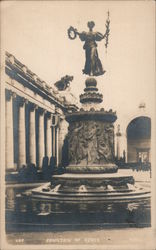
[24,15,150,213]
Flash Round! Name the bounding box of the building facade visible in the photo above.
[5,52,77,174]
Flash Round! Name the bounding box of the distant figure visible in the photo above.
[42,156,51,180]
[49,156,56,174]
[54,75,73,91]
[27,163,37,181]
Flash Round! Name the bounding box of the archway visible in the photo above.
[127,116,151,163]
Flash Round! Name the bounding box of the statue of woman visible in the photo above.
[68,21,109,76]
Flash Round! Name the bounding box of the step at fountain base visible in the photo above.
[24,170,150,212]
[66,164,118,173]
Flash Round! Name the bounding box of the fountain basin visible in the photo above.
[24,170,150,212]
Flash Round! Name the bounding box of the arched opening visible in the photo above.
[127,116,151,163]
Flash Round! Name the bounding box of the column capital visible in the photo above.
[6,89,16,101]
[29,102,38,111]
[46,111,52,118]
[37,107,46,115]
[19,97,28,107]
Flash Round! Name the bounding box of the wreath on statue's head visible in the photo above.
[67,26,77,40]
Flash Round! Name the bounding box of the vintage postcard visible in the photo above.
[0,1,156,249]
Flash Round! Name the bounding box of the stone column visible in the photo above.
[52,127,56,158]
[18,97,27,168]
[58,119,68,165]
[116,125,122,160]
[121,133,128,162]
[46,113,52,161]
[51,114,59,165]
[29,104,36,165]
[56,126,59,167]
[56,115,60,167]
[38,108,45,169]
[5,90,16,170]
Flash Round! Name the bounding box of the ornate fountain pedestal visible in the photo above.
[66,77,118,173]
[26,78,150,212]
[66,115,118,174]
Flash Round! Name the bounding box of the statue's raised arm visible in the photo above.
[67,26,81,40]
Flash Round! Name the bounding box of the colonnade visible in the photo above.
[5,89,59,171]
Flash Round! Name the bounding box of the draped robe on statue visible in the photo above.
[79,31,105,76]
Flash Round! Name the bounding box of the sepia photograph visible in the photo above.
[0,1,155,249]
